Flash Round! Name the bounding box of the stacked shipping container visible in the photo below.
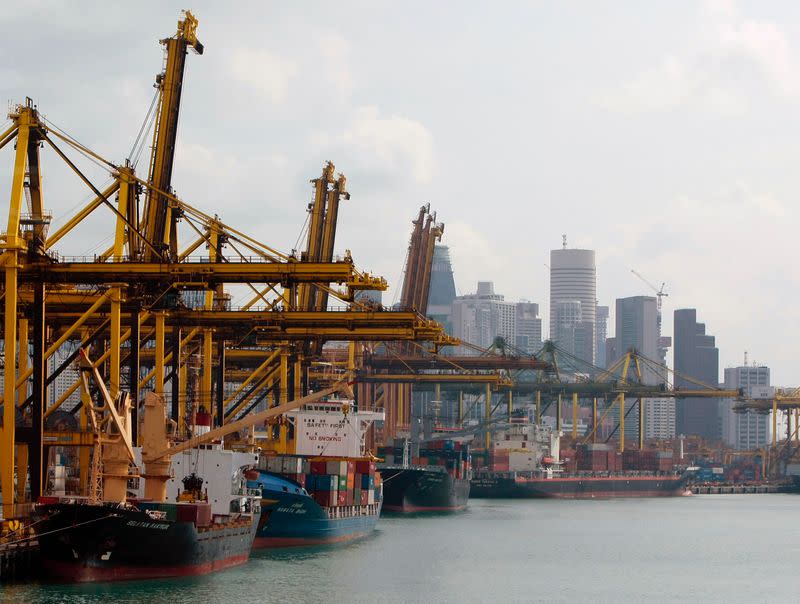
[574,445,674,472]
[377,440,471,480]
[259,455,381,509]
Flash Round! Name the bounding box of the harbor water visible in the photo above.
[4,494,798,603]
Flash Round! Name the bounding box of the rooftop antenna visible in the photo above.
[744,351,748,366]
[562,234,567,249]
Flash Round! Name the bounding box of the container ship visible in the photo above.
[470,419,688,499]
[378,439,471,513]
[36,477,259,583]
[34,353,349,582]
[245,396,384,547]
[34,378,262,583]
[247,457,381,547]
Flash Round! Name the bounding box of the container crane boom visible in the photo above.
[141,10,203,261]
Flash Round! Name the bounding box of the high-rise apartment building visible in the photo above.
[721,364,771,450]
[644,398,676,439]
[549,245,596,364]
[451,282,544,354]
[47,345,82,411]
[451,282,516,351]
[674,309,720,440]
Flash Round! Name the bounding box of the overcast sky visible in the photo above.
[2,1,798,383]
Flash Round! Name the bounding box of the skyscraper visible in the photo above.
[427,245,457,332]
[674,309,720,440]
[614,295,670,439]
[615,296,659,382]
[721,364,771,450]
[550,244,596,364]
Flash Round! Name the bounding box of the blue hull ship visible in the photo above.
[248,471,381,548]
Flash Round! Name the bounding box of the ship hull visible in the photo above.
[379,466,470,513]
[252,473,380,548]
[34,502,258,583]
[470,473,689,499]
[254,492,380,548]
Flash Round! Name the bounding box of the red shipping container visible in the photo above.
[355,460,376,474]
[337,492,346,506]
[311,461,328,475]
[346,491,354,506]
[177,503,199,524]
[312,492,326,507]
[360,491,368,505]
[196,503,212,527]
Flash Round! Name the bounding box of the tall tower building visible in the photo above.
[721,364,771,450]
[549,243,596,364]
[595,305,609,367]
[674,309,720,440]
[615,296,659,382]
[427,245,457,333]
[615,295,673,439]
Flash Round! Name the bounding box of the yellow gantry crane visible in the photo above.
[0,13,451,518]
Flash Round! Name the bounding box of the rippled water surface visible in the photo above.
[6,494,799,603]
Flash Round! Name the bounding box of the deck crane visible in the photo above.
[141,10,203,262]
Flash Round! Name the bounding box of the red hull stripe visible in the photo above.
[253,531,369,548]
[383,504,467,513]
[515,475,682,483]
[535,490,682,499]
[43,553,250,583]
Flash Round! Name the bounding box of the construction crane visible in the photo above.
[630,269,668,316]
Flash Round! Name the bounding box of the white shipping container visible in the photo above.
[368,490,375,505]
[284,457,303,475]
[508,451,538,472]
[326,460,348,476]
[712,467,724,474]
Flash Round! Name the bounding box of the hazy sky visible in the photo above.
[2,1,798,383]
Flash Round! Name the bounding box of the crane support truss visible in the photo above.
[0,15,454,518]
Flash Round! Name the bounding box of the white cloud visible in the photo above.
[598,183,796,379]
[442,222,505,295]
[229,48,297,103]
[597,2,800,112]
[316,31,354,100]
[314,106,435,185]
